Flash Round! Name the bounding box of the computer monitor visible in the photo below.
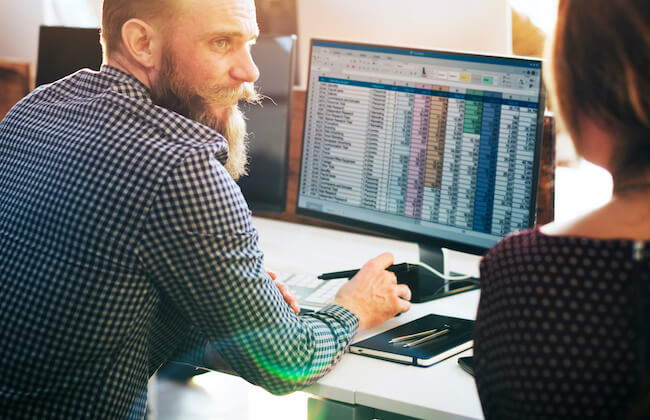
[297,39,545,287]
[295,0,513,86]
[35,26,294,213]
[35,26,101,86]
[237,34,296,213]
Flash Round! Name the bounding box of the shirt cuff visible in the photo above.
[313,304,360,338]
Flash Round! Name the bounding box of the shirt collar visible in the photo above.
[100,65,154,102]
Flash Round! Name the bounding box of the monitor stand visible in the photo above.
[405,243,480,302]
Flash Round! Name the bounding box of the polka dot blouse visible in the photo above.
[474,226,649,419]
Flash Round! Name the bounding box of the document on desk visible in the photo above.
[350,314,474,367]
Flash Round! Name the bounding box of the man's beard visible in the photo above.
[150,54,261,180]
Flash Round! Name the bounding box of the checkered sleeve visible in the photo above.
[138,146,358,395]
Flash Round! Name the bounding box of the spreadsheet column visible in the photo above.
[376,89,397,212]
[318,83,370,206]
[454,89,483,229]
[361,88,393,212]
[438,88,467,227]
[493,104,521,235]
[301,77,328,197]
[422,85,449,223]
[510,106,538,228]
[386,91,414,216]
[405,83,433,219]
[472,91,502,233]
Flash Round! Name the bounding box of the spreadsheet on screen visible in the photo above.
[297,41,544,251]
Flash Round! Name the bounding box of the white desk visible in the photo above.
[307,291,482,420]
[250,162,612,420]
[254,216,483,420]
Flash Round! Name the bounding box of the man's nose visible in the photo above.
[230,47,260,83]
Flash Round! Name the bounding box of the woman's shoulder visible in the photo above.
[481,224,642,289]
[486,225,636,260]
[480,227,551,287]
[483,226,554,262]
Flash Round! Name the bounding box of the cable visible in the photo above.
[415,261,475,281]
[430,278,481,299]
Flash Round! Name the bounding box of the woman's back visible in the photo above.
[475,228,649,418]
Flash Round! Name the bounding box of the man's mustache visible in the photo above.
[202,82,262,107]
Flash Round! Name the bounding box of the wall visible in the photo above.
[43,0,101,27]
[296,0,513,87]
[0,0,101,70]
[0,0,44,67]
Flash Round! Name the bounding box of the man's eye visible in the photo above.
[215,39,229,49]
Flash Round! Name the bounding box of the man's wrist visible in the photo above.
[331,298,363,327]
[319,302,361,334]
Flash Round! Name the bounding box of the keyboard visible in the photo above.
[277,273,348,310]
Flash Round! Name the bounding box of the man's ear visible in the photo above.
[120,18,160,69]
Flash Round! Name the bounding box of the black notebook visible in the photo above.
[350,314,474,367]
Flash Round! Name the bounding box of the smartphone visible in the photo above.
[458,356,474,376]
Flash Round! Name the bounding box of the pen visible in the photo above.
[389,328,438,344]
[318,263,411,280]
[317,269,359,280]
[403,329,449,347]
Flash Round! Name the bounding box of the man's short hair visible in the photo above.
[100,0,179,58]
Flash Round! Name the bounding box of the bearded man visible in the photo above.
[0,0,411,418]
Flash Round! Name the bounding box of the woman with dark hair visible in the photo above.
[473,0,650,418]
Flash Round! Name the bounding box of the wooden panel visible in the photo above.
[537,114,556,225]
[0,60,32,121]
[286,87,306,217]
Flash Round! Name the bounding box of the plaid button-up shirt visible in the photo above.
[0,66,358,419]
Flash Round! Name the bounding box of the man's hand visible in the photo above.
[331,253,411,331]
[267,270,300,314]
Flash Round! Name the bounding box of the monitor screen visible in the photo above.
[297,40,545,256]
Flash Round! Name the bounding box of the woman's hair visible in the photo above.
[547,0,650,182]
[100,0,180,60]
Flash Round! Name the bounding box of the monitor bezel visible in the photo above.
[296,38,546,256]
